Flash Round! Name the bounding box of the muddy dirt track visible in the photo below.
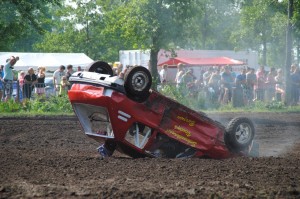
[0,112,300,198]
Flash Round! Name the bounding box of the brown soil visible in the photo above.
[0,112,300,198]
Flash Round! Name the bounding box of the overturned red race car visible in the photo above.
[68,61,257,159]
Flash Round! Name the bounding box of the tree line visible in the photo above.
[1,0,300,73]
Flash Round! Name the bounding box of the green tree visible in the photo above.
[0,0,61,51]
[292,0,300,65]
[235,0,288,67]
[34,0,127,62]
[102,0,199,84]
[187,0,240,50]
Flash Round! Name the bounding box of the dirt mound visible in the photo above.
[0,113,300,198]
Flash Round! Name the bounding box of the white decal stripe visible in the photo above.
[118,110,131,118]
[118,115,128,122]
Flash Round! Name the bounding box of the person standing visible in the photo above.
[66,65,74,80]
[59,76,70,96]
[66,64,74,90]
[53,65,65,96]
[255,65,266,101]
[290,64,300,105]
[0,65,4,101]
[207,68,221,102]
[246,68,257,104]
[234,68,247,106]
[235,68,247,88]
[35,66,46,96]
[275,69,285,102]
[23,67,37,100]
[220,65,234,103]
[3,56,19,102]
[175,63,185,88]
[265,67,277,102]
[159,64,168,84]
[18,71,26,102]
[181,68,197,96]
[203,67,214,86]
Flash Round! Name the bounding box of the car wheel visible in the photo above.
[124,66,152,103]
[86,61,113,76]
[224,117,255,152]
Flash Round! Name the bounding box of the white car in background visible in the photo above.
[45,77,55,97]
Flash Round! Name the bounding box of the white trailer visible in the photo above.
[119,49,259,69]
[119,50,150,68]
[119,49,259,82]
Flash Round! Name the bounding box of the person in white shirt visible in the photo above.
[175,63,185,88]
[53,65,66,96]
[159,64,168,84]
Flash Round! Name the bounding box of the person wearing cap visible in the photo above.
[3,56,19,102]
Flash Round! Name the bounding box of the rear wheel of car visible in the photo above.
[124,66,152,103]
[86,61,113,76]
[224,117,255,152]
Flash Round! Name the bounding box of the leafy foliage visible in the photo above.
[0,0,61,51]
[235,0,287,66]
[0,94,72,114]
[2,0,300,69]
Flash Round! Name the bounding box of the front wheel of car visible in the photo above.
[224,117,255,152]
[86,61,114,76]
[124,66,152,103]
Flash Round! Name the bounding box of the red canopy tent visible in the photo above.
[159,57,244,68]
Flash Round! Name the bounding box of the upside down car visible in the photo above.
[68,61,257,159]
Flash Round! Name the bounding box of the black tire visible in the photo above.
[86,61,113,76]
[124,66,152,103]
[224,117,255,152]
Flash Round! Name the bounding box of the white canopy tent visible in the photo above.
[0,52,94,71]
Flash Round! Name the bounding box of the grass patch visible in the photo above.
[0,94,73,116]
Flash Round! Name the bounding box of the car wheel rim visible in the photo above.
[235,123,252,144]
[131,72,148,91]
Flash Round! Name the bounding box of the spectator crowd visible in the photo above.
[159,62,300,106]
[0,56,82,102]
[1,56,300,107]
